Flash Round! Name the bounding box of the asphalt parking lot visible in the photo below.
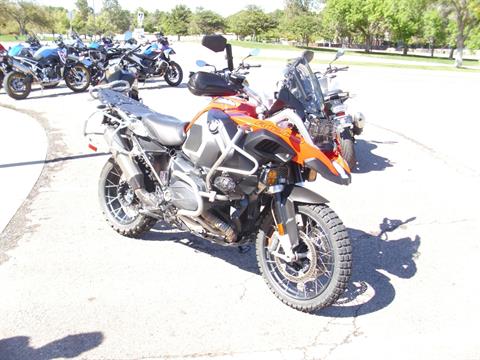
[1,43,479,359]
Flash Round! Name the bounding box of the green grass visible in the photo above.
[231,40,479,66]
[0,34,28,42]
[230,40,298,51]
[0,34,57,43]
[254,55,480,72]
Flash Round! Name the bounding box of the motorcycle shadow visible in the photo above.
[353,139,395,174]
[139,82,187,91]
[144,223,260,274]
[317,217,420,317]
[144,217,420,317]
[21,85,79,101]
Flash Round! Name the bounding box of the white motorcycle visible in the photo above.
[315,49,365,170]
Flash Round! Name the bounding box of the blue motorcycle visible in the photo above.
[4,36,91,100]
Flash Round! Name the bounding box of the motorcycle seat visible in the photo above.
[98,89,187,146]
[143,113,187,147]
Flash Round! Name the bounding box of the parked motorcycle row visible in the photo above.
[82,34,366,313]
[0,31,183,100]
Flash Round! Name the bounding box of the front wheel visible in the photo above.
[339,129,356,170]
[98,158,157,238]
[4,71,31,100]
[164,61,183,86]
[64,63,91,92]
[256,204,351,312]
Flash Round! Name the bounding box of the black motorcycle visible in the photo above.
[120,39,183,87]
[3,37,91,99]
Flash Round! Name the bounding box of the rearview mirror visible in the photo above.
[250,48,260,57]
[196,60,207,67]
[302,50,314,63]
[201,35,227,53]
[335,48,345,60]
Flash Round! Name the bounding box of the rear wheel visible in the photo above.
[98,158,156,238]
[339,129,356,170]
[4,71,31,100]
[64,63,91,92]
[164,61,183,86]
[256,204,351,312]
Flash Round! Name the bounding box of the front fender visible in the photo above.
[287,183,329,204]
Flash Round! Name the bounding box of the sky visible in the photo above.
[36,0,284,17]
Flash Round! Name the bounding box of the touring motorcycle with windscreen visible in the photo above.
[84,35,352,312]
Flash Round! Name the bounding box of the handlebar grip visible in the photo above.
[249,64,262,68]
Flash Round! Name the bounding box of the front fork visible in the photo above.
[269,186,300,262]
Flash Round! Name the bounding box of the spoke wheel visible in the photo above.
[98,158,156,237]
[256,204,351,312]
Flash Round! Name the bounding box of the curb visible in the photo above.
[0,105,48,234]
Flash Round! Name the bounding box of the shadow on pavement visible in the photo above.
[0,152,109,169]
[0,332,103,360]
[144,216,420,317]
[145,223,260,274]
[139,82,188,91]
[353,139,394,173]
[318,217,419,317]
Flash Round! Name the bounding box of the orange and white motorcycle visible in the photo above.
[86,35,352,312]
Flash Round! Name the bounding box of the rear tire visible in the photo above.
[98,158,156,238]
[64,63,91,92]
[4,71,31,100]
[339,129,356,170]
[164,61,183,86]
[256,204,351,312]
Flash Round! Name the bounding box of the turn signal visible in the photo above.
[307,169,317,182]
[265,169,279,186]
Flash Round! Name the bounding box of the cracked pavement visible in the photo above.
[0,43,479,359]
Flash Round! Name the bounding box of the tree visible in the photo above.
[98,0,131,34]
[227,5,276,41]
[166,5,192,40]
[71,0,92,34]
[286,12,320,46]
[44,6,70,37]
[442,0,480,67]
[4,0,50,35]
[384,0,427,55]
[190,7,225,35]
[284,0,318,14]
[422,6,449,57]
[322,0,386,52]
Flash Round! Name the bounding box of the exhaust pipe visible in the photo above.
[11,58,36,78]
[201,211,237,243]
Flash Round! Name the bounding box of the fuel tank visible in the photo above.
[33,46,61,61]
[182,109,255,172]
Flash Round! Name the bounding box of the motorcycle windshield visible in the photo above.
[285,56,324,115]
[9,44,24,56]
